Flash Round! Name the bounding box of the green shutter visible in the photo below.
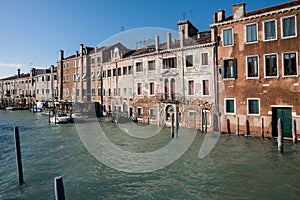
[233,58,237,79]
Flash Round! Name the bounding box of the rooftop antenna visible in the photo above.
[190,10,192,20]
[182,12,186,20]
[121,26,125,43]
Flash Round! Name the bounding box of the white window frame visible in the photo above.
[245,22,258,44]
[202,109,211,127]
[202,79,210,96]
[281,15,297,39]
[137,107,143,119]
[224,98,236,115]
[246,55,259,79]
[282,51,298,78]
[149,82,155,96]
[200,52,209,66]
[149,108,156,120]
[264,53,279,79]
[263,19,277,41]
[222,28,234,47]
[187,79,195,96]
[137,82,142,96]
[188,110,196,117]
[247,98,260,116]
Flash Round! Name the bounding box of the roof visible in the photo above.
[222,1,300,22]
[0,73,30,81]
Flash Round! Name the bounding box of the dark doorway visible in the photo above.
[272,107,292,137]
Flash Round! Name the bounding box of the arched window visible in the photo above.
[164,79,169,99]
[170,78,176,100]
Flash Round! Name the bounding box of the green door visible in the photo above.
[272,107,292,137]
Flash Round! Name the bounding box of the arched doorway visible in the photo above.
[165,104,175,123]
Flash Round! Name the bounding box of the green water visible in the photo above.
[0,111,299,199]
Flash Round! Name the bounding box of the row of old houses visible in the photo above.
[1,1,300,138]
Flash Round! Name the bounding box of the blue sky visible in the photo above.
[0,0,289,78]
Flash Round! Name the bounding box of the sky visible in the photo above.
[0,0,289,78]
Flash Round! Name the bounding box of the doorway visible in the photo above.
[272,107,292,137]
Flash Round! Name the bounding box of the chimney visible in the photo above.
[80,44,84,55]
[76,51,79,57]
[233,3,246,19]
[17,68,20,78]
[180,28,184,48]
[155,35,160,52]
[217,9,225,22]
[166,32,171,49]
[51,65,54,73]
[60,50,64,60]
[213,12,218,23]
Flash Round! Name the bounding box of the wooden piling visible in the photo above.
[227,119,231,134]
[14,126,24,184]
[176,112,179,138]
[292,119,297,144]
[261,118,264,139]
[277,118,283,153]
[54,176,65,200]
[246,120,250,137]
[236,117,239,136]
[204,111,207,134]
[171,113,174,138]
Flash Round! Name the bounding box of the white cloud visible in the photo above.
[0,63,27,79]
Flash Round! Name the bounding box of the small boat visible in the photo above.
[70,112,88,123]
[50,113,71,124]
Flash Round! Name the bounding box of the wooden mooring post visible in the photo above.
[261,118,264,140]
[54,176,65,200]
[277,118,283,153]
[236,117,239,136]
[171,113,175,138]
[292,119,297,144]
[14,126,24,184]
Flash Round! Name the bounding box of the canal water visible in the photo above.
[0,111,299,199]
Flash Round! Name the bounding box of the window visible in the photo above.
[188,80,194,95]
[107,70,111,77]
[113,88,116,96]
[163,57,177,69]
[224,98,235,115]
[123,88,127,96]
[164,79,169,99]
[283,52,297,76]
[123,67,127,75]
[222,58,237,79]
[96,71,101,79]
[264,54,278,77]
[128,66,133,74]
[148,60,155,71]
[223,28,233,46]
[282,15,296,38]
[188,111,196,117]
[102,70,106,78]
[91,88,95,96]
[91,58,95,65]
[149,108,156,119]
[186,55,193,67]
[264,20,276,40]
[149,82,155,95]
[246,23,257,43]
[96,56,101,64]
[46,89,49,94]
[202,80,209,96]
[82,89,86,96]
[113,69,116,76]
[201,52,208,66]
[82,73,86,80]
[247,56,259,78]
[91,72,95,80]
[137,83,142,95]
[136,62,143,72]
[170,78,176,100]
[64,88,68,96]
[98,88,102,96]
[118,68,121,76]
[247,99,260,115]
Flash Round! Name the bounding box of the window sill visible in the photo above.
[264,76,279,79]
[282,75,298,78]
[246,77,259,80]
[223,78,236,81]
